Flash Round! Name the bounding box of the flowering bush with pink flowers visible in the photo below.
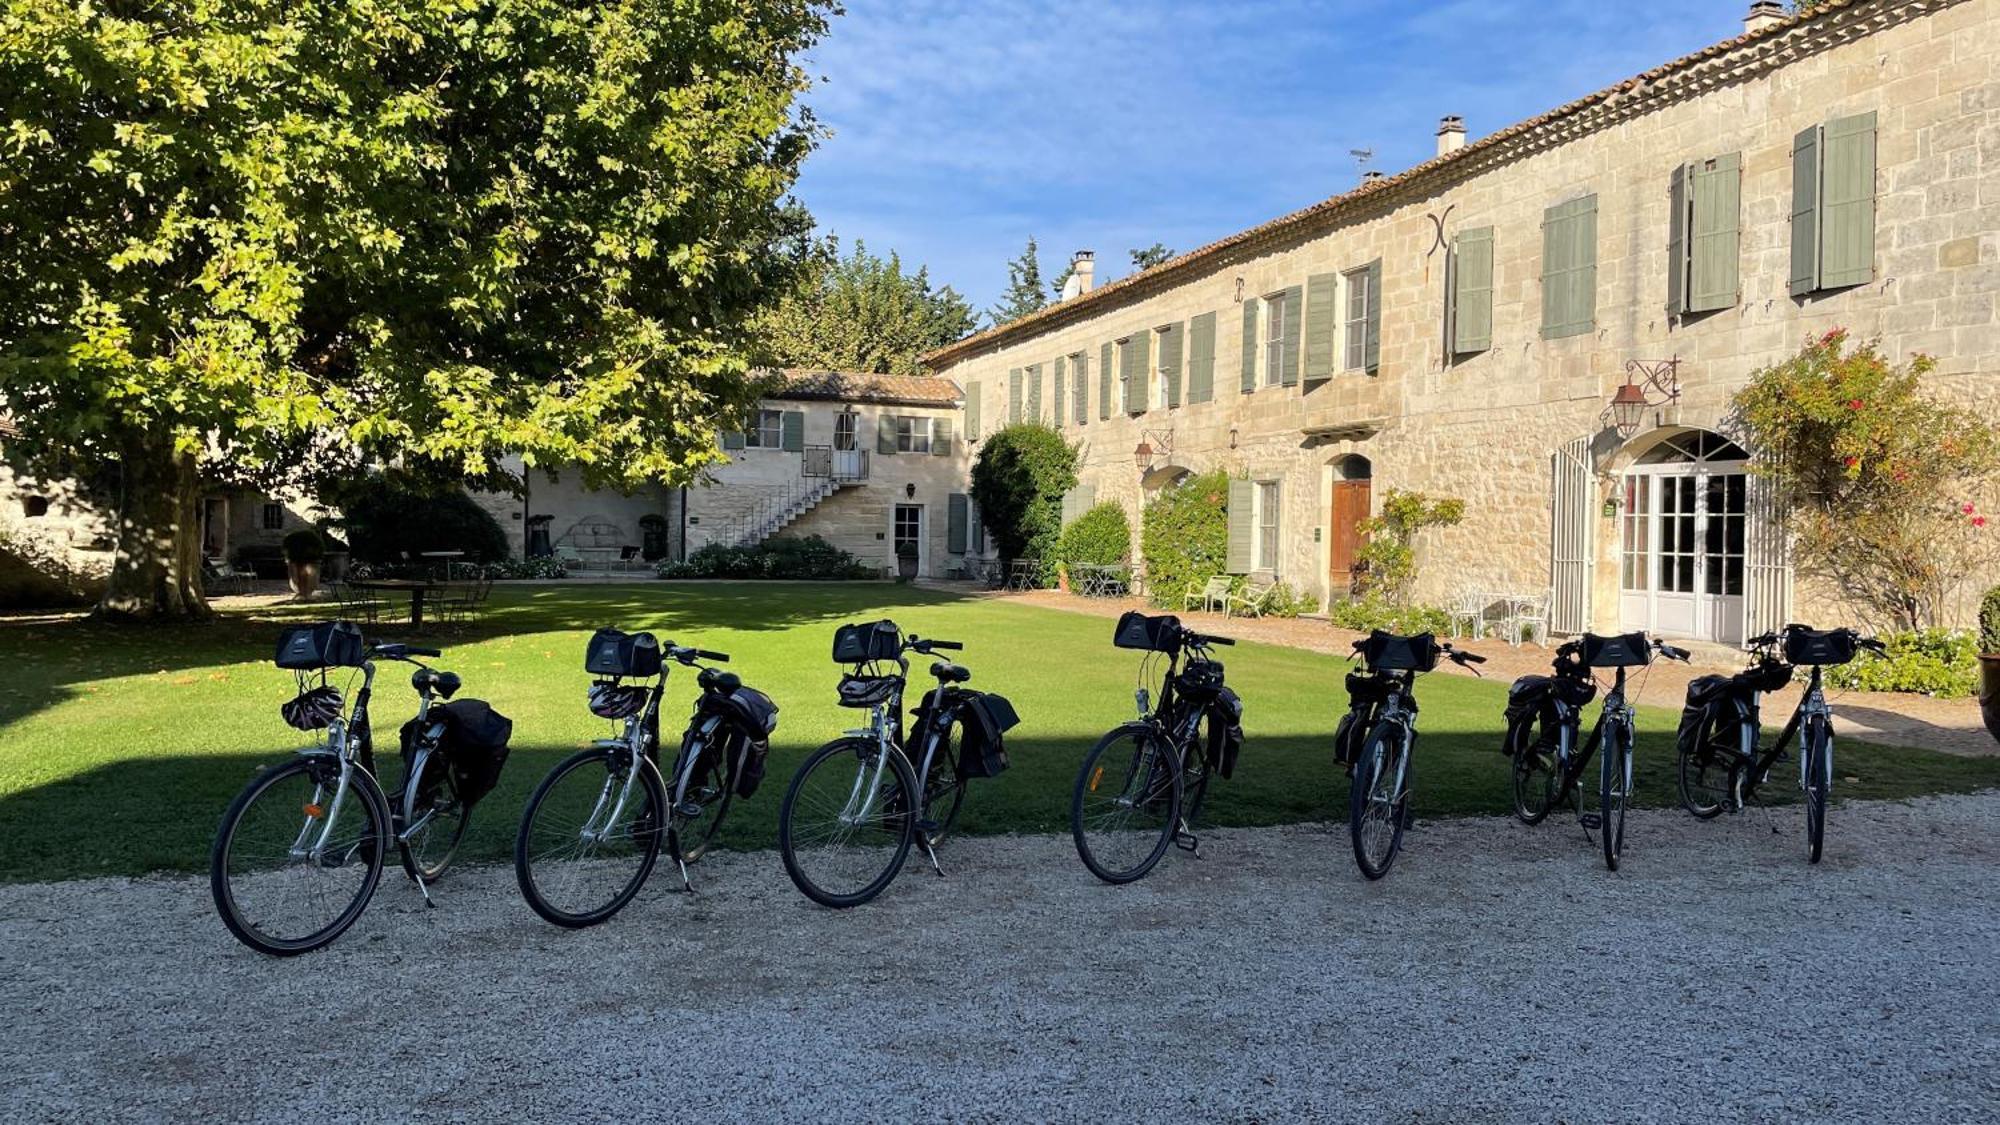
[1732,330,1999,631]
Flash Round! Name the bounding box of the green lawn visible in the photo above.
[3,581,1996,882]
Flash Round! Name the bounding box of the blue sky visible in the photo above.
[793,0,1763,317]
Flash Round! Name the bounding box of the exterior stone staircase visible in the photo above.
[728,477,852,548]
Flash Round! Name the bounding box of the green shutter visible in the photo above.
[1026,363,1041,422]
[1358,269,1380,374]
[1789,124,1821,296]
[1667,162,1690,315]
[1187,311,1216,403]
[722,429,745,450]
[1099,342,1113,419]
[1159,321,1184,407]
[947,494,969,553]
[1073,353,1088,425]
[1820,111,1876,290]
[1689,152,1741,312]
[1007,368,1023,424]
[965,380,981,440]
[1225,478,1255,574]
[1303,273,1338,382]
[1279,285,1303,386]
[780,411,804,452]
[1451,228,1493,354]
[1052,357,1066,429]
[1240,300,1258,392]
[1060,484,1097,526]
[1126,332,1151,413]
[877,415,898,455]
[933,416,952,456]
[1541,195,1597,339]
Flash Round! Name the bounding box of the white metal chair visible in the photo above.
[1226,575,1279,619]
[1183,575,1231,614]
[1447,586,1487,639]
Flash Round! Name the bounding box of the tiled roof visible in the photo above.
[921,0,1924,368]
[762,367,963,407]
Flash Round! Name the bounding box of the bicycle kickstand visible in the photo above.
[920,838,945,877]
[412,868,435,909]
[675,855,695,894]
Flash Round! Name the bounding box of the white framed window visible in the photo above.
[834,412,857,451]
[1343,267,1373,371]
[897,416,934,454]
[1262,293,1286,386]
[745,409,783,448]
[261,503,284,531]
[1254,481,1281,572]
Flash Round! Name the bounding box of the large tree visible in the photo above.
[0,0,830,617]
[1129,243,1176,270]
[989,236,1047,326]
[757,237,976,376]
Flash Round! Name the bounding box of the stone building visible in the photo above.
[923,0,2000,644]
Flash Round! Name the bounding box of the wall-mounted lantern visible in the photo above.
[1603,357,1682,439]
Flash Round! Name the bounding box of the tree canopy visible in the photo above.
[968,423,1076,582]
[0,0,831,615]
[1129,243,1176,270]
[989,236,1048,325]
[756,237,976,376]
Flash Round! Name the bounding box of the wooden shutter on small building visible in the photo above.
[1819,111,1877,290]
[1789,124,1822,297]
[1549,435,1596,635]
[1742,473,1794,640]
[1225,478,1255,574]
[1279,285,1303,386]
[1361,263,1382,373]
[1099,342,1113,420]
[947,494,970,553]
[722,429,745,450]
[1060,484,1096,526]
[933,416,953,456]
[1187,311,1216,403]
[780,411,805,452]
[1303,272,1338,383]
[1688,152,1741,313]
[1541,196,1597,339]
[965,380,981,440]
[1007,368,1023,425]
[1158,321,1184,408]
[877,415,899,455]
[1240,301,1259,392]
[1052,357,1066,429]
[1450,228,1493,354]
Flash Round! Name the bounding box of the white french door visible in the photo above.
[1618,463,1747,645]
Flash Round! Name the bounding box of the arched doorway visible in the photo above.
[1328,455,1372,597]
[1616,429,1748,644]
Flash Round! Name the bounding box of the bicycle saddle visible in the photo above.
[929,661,971,684]
[699,667,742,693]
[412,668,462,699]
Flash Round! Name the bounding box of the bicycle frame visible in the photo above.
[574,676,669,848]
[1729,663,1834,809]
[1553,667,1634,804]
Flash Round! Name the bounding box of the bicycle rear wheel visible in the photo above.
[1601,725,1632,871]
[398,748,470,883]
[210,757,390,956]
[1804,717,1832,864]
[668,737,733,866]
[1511,728,1559,825]
[1675,733,1730,820]
[1071,726,1182,885]
[515,747,665,928]
[1349,726,1411,880]
[778,739,916,908]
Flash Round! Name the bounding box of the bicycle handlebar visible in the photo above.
[1187,632,1233,647]
[908,636,963,653]
[1658,643,1692,662]
[371,643,441,660]
[664,643,729,665]
[1859,637,1887,654]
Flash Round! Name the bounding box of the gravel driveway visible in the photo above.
[5,794,1997,1123]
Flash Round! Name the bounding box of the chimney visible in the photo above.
[1744,1,1785,34]
[1436,115,1466,157]
[1061,250,1095,300]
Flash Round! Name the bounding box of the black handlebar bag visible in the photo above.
[586,628,662,678]
[1582,632,1653,668]
[276,621,366,670]
[1784,628,1859,666]
[833,619,903,663]
[1113,611,1183,654]
[1361,630,1441,673]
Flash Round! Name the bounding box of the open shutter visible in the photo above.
[1240,301,1259,392]
[1789,124,1822,296]
[1051,358,1066,429]
[1026,364,1042,422]
[1225,479,1255,574]
[1073,353,1088,425]
[1819,111,1876,290]
[780,411,805,452]
[1279,285,1303,386]
[965,380,981,440]
[1550,435,1596,635]
[1187,311,1216,403]
[722,430,745,451]
[1362,262,1382,373]
[1541,196,1597,339]
[1126,332,1151,413]
[1303,273,1338,383]
[1743,474,1794,641]
[1159,321,1184,407]
[947,494,969,553]
[1060,484,1096,526]
[1667,163,1690,315]
[1099,342,1113,419]
[1689,152,1741,312]
[1451,228,1493,354]
[1007,368,1023,425]
[933,416,953,456]
[877,415,898,455]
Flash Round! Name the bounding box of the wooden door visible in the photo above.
[1328,480,1371,595]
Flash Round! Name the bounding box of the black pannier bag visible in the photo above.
[833,619,903,663]
[1336,671,1387,764]
[955,692,1021,779]
[1501,676,1550,758]
[1677,674,1732,763]
[586,627,662,678]
[275,621,366,670]
[731,733,770,799]
[1582,631,1653,668]
[1784,628,1859,667]
[1176,658,1225,700]
[1360,629,1442,673]
[1209,686,1245,779]
[1113,611,1183,654]
[403,699,514,806]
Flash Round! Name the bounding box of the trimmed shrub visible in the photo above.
[1142,470,1230,608]
[969,423,1077,585]
[1058,501,1132,573]
[1328,596,1454,636]
[331,472,510,565]
[657,535,875,580]
[482,557,568,580]
[1826,628,1978,698]
[1981,586,2000,654]
[282,528,324,564]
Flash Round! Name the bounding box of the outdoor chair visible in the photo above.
[203,558,256,597]
[1510,590,1552,647]
[1226,575,1280,619]
[554,544,586,573]
[1447,587,1487,639]
[615,545,643,571]
[331,579,388,625]
[1183,575,1232,615]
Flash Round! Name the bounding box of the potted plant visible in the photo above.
[894,539,919,581]
[283,528,325,600]
[1980,585,2000,744]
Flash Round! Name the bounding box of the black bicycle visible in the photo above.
[1501,631,1688,871]
[516,628,778,927]
[1071,612,1243,885]
[1333,630,1485,879]
[777,620,1019,908]
[1676,623,1884,863]
[212,622,512,956]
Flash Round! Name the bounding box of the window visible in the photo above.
[1262,294,1286,387]
[261,503,284,531]
[834,412,857,451]
[893,504,923,557]
[1668,155,1741,316]
[1790,112,1877,296]
[744,409,783,448]
[1117,333,1151,413]
[1447,230,1493,356]
[896,416,934,454]
[1541,194,1598,339]
[1254,481,1281,572]
[1154,323,1182,408]
[1343,268,1373,371]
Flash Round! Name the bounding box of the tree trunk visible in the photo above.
[97,441,210,619]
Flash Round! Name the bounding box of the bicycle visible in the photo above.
[1500,631,1688,871]
[777,619,1019,908]
[515,628,778,927]
[1070,611,1243,885]
[1676,623,1884,863]
[211,622,512,956]
[1333,630,1485,880]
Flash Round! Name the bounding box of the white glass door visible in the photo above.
[1618,466,1747,645]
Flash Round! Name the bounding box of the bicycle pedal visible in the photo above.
[673,801,703,819]
[1579,813,1603,830]
[915,819,940,834]
[1173,831,1200,854]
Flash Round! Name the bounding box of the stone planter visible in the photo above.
[287,560,320,601]
[1979,654,2000,746]
[896,552,919,581]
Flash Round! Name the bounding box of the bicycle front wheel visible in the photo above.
[1349,726,1411,880]
[1071,726,1182,885]
[778,739,917,908]
[514,747,665,928]
[210,757,390,957]
[1601,725,1632,871]
[1804,717,1832,864]
[398,748,470,883]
